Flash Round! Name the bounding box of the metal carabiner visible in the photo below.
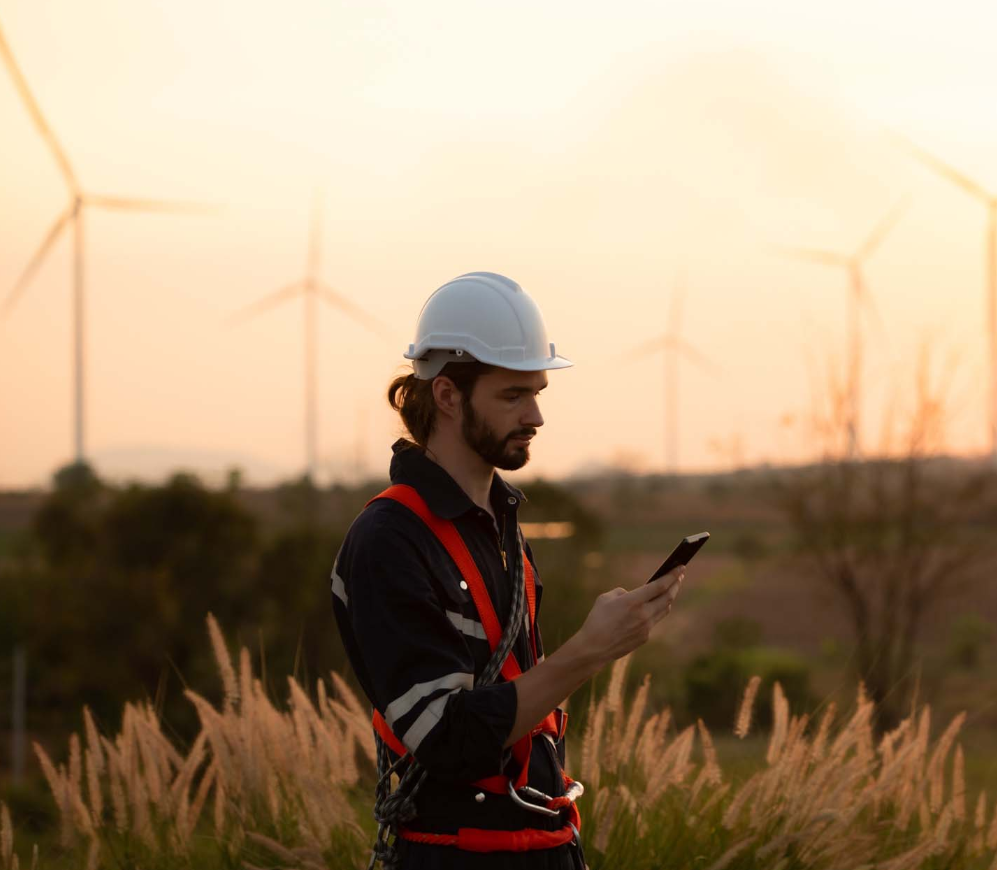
[506,779,586,817]
[506,782,561,817]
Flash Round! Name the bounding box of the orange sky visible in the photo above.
[2,0,996,488]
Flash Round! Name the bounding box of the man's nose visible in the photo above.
[522,396,544,429]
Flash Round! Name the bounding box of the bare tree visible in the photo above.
[770,339,997,727]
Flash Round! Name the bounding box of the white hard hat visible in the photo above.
[404,272,573,379]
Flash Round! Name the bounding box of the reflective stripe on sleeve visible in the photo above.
[401,690,461,753]
[445,610,487,641]
[330,566,348,606]
[384,671,474,729]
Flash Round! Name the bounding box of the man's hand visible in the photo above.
[501,567,684,748]
[574,568,684,669]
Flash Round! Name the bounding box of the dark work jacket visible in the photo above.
[330,439,576,850]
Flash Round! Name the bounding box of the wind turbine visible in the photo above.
[623,276,721,474]
[892,135,997,467]
[0,21,214,466]
[774,198,908,461]
[227,191,392,482]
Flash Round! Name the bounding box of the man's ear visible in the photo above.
[432,376,462,421]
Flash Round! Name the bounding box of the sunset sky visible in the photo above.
[2,0,996,488]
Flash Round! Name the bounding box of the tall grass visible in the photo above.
[4,621,997,869]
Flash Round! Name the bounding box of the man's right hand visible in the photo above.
[575,567,685,668]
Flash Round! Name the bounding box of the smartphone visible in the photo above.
[646,532,711,585]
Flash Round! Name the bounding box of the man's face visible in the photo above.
[461,368,547,471]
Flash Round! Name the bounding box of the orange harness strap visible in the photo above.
[396,801,581,852]
[365,484,579,851]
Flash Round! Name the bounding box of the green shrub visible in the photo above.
[684,646,811,729]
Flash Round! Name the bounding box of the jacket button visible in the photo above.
[475,792,486,803]
[459,580,468,590]
[507,496,517,505]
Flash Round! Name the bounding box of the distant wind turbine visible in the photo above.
[622,275,720,473]
[892,134,997,467]
[0,21,214,466]
[774,197,908,460]
[226,191,392,482]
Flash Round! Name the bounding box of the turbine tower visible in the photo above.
[775,198,907,461]
[0,21,212,466]
[894,135,997,467]
[227,191,391,482]
[624,275,720,474]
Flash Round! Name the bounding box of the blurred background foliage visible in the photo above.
[2,451,997,830]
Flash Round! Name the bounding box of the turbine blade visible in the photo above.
[1,208,73,318]
[0,24,78,192]
[771,244,848,267]
[225,282,303,327]
[85,194,221,215]
[890,132,994,201]
[857,195,911,262]
[671,337,722,377]
[318,284,394,341]
[621,334,670,361]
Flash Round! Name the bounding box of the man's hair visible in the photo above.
[388,361,494,447]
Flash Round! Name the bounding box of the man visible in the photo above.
[331,272,683,869]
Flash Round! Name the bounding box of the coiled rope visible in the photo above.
[366,531,528,870]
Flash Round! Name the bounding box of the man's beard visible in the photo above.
[462,399,534,471]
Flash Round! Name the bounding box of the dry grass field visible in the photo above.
[5,617,997,870]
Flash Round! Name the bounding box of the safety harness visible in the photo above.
[364,484,583,864]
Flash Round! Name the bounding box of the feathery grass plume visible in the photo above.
[593,789,620,853]
[32,743,72,846]
[580,694,606,791]
[168,732,207,811]
[603,653,632,770]
[692,782,731,824]
[808,702,836,764]
[634,712,661,776]
[183,760,216,845]
[934,803,955,851]
[927,711,966,813]
[207,611,239,712]
[915,706,931,766]
[697,719,722,785]
[645,725,695,803]
[617,673,649,773]
[704,836,755,870]
[84,748,103,828]
[82,708,104,772]
[766,681,789,764]
[970,792,989,856]
[734,675,762,739]
[953,744,966,821]
[68,733,82,803]
[857,679,869,707]
[636,705,673,779]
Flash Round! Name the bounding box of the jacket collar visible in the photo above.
[388,438,526,520]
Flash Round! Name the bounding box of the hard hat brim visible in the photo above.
[408,349,573,379]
